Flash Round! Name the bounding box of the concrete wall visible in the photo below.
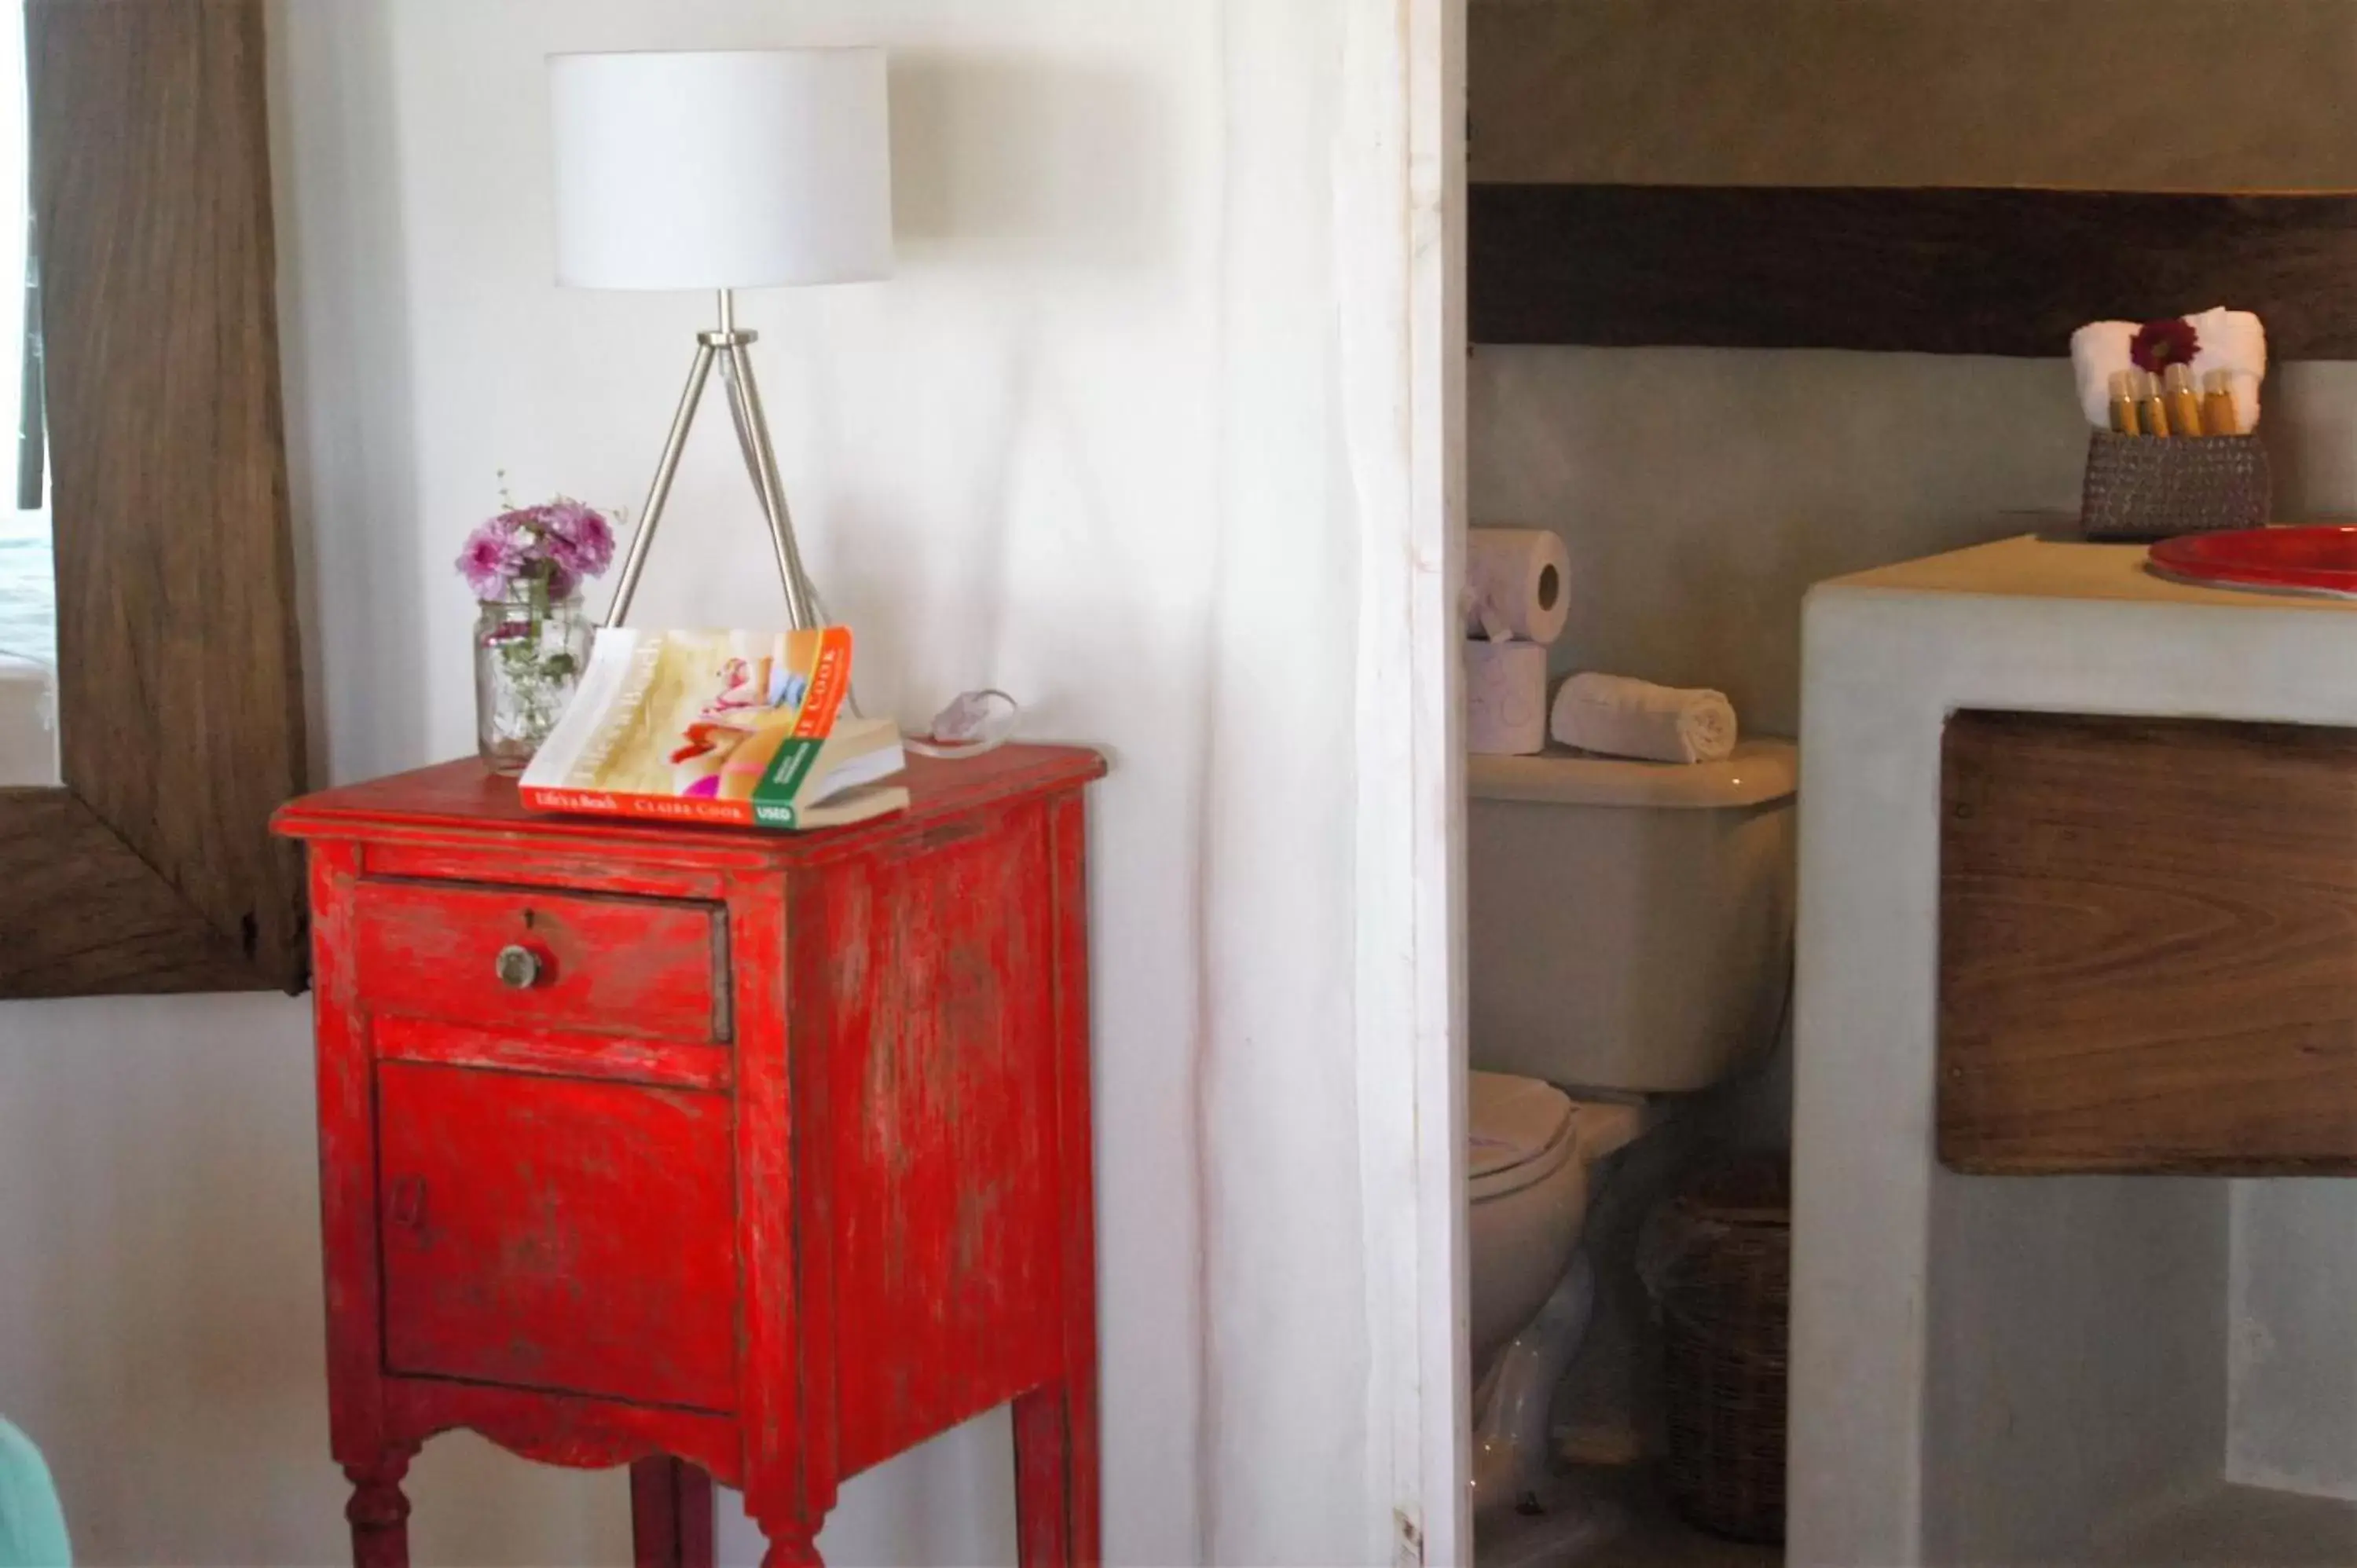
[2227,1181,2357,1500]
[1470,346,2078,735]
[1469,0,2357,1508]
[1471,0,2357,191]
[1923,1178,2229,1563]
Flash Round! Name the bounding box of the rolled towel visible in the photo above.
[2188,306,2266,436]
[1550,672,1737,764]
[2069,321,2136,429]
[2071,308,2266,433]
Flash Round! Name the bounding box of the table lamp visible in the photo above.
[549,47,893,628]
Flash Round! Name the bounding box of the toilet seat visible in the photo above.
[1468,1071,1577,1203]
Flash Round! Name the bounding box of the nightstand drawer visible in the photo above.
[376,1062,739,1412]
[353,879,728,1043]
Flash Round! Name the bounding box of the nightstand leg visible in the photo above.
[630,1458,717,1568]
[749,1511,824,1568]
[1025,788,1102,1567]
[343,1453,413,1568]
[1014,1372,1100,1567]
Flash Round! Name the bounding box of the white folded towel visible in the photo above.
[2070,307,2266,434]
[2069,320,2135,428]
[1550,672,1737,765]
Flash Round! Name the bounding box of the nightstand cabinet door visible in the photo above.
[375,1061,739,1412]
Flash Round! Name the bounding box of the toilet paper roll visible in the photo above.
[1464,528,1571,645]
[1466,639,1549,756]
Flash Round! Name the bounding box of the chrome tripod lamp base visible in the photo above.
[603,290,822,629]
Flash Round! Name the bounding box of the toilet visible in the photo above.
[1463,738,1798,1516]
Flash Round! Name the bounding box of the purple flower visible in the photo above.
[456,520,524,600]
[455,492,619,603]
[537,500,615,579]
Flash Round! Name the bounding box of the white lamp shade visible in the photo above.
[550,48,893,291]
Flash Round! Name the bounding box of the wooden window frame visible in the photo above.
[0,0,306,998]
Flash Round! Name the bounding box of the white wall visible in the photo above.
[0,1,1436,1563]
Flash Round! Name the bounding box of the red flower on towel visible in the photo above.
[2130,317,2201,373]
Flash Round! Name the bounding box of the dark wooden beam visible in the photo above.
[1471,185,2357,358]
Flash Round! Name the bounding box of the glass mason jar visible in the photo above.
[473,588,592,772]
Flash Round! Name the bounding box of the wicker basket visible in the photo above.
[1644,1158,1790,1544]
[2080,430,2270,542]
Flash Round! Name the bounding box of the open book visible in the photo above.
[520,627,908,830]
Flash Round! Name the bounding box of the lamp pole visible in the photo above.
[603,288,823,632]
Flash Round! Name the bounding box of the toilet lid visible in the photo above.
[1468,1070,1575,1183]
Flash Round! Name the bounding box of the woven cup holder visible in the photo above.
[2080,430,2270,542]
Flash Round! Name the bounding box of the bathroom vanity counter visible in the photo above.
[1810,526,2357,610]
[1790,534,2357,1568]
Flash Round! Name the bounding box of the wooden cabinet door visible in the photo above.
[375,1061,740,1410]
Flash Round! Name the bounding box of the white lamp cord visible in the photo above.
[907,688,1021,760]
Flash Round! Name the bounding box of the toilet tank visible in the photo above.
[1467,740,1798,1094]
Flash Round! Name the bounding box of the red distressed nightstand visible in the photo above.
[273,746,1106,1568]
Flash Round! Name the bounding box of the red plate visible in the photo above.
[2148,526,2357,599]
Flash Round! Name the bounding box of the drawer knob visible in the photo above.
[494,944,544,990]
